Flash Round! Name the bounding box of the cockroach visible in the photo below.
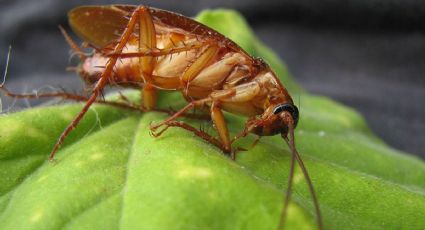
[0,5,322,230]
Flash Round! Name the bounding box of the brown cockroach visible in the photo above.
[0,5,322,229]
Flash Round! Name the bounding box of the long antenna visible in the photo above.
[278,121,323,230]
[1,45,12,87]
[0,45,12,112]
[293,147,323,229]
[277,129,296,230]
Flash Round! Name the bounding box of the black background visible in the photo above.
[0,0,424,158]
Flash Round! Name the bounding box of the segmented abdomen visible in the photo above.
[81,31,289,117]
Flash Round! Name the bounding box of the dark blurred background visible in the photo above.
[0,0,424,158]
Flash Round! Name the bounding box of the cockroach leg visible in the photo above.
[229,120,260,146]
[233,136,260,159]
[230,146,249,161]
[150,118,247,159]
[225,125,261,160]
[58,25,86,60]
[138,6,157,110]
[153,107,211,121]
[150,88,236,132]
[150,97,211,131]
[0,84,147,111]
[117,91,135,105]
[250,135,261,149]
[150,120,228,153]
[210,101,231,153]
[48,6,145,160]
[150,89,237,155]
[150,99,237,157]
[0,86,88,102]
[1,84,214,123]
[231,127,250,144]
[181,45,219,95]
[105,40,214,59]
[142,82,156,110]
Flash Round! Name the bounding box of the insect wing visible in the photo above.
[68,5,243,52]
[68,5,135,48]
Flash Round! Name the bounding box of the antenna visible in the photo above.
[1,45,12,87]
[278,118,323,230]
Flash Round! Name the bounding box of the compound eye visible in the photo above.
[273,103,299,127]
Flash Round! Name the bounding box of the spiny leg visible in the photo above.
[209,101,250,159]
[48,6,146,160]
[132,9,207,111]
[115,90,210,120]
[210,101,231,154]
[150,97,212,131]
[150,93,239,159]
[147,37,236,156]
[229,118,264,158]
[0,86,144,111]
[105,39,214,59]
[149,39,221,142]
[105,38,217,105]
[59,25,86,60]
[142,83,156,110]
[155,107,210,121]
[181,45,219,95]
[150,121,227,152]
[150,103,246,159]
[138,6,157,110]
[0,85,214,123]
[150,87,236,132]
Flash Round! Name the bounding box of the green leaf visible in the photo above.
[1,9,424,230]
